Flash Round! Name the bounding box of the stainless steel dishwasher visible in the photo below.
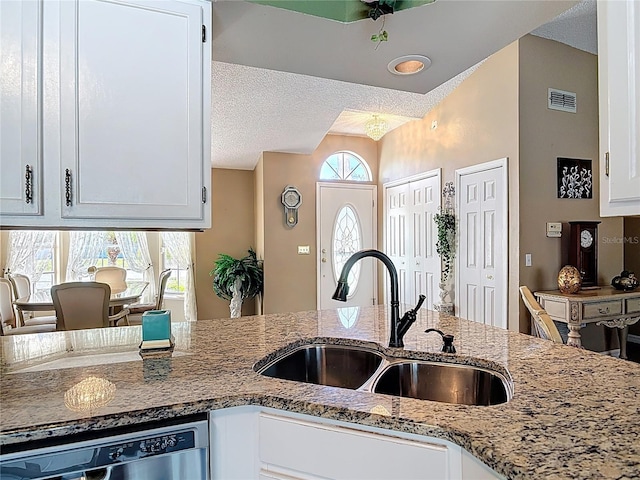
[0,419,209,480]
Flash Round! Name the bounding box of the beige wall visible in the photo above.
[378,41,521,330]
[194,168,256,320]
[258,135,378,314]
[518,35,624,349]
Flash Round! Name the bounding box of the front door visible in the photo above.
[456,159,508,328]
[317,183,377,310]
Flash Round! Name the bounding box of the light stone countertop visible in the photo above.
[1,306,639,479]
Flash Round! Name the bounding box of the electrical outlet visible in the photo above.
[298,245,310,255]
[525,254,532,267]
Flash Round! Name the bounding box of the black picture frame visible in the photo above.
[557,157,593,199]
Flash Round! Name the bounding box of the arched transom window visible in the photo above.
[320,152,371,181]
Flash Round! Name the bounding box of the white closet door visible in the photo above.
[408,176,439,310]
[387,183,410,305]
[384,171,440,310]
[456,160,507,329]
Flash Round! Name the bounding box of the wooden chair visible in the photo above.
[0,278,56,335]
[51,282,129,331]
[94,266,127,294]
[7,273,57,327]
[519,286,563,344]
[124,269,172,326]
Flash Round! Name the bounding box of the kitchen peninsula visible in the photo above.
[1,307,639,479]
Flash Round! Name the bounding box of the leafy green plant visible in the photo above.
[210,248,263,318]
[363,0,395,48]
[434,210,456,282]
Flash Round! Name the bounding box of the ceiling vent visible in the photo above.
[548,88,577,113]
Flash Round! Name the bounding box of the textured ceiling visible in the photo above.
[211,0,596,170]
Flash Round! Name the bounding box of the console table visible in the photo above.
[535,287,640,359]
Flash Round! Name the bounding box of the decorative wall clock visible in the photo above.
[281,185,302,227]
[568,221,600,287]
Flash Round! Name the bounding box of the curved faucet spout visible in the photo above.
[332,249,417,348]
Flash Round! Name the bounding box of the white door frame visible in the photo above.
[455,158,509,326]
[316,182,378,310]
[383,169,442,307]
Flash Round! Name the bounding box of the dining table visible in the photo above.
[14,281,149,314]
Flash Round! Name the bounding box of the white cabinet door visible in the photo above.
[598,0,640,217]
[259,412,454,480]
[0,0,42,216]
[58,0,209,223]
[210,406,504,480]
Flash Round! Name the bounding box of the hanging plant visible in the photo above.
[434,210,456,282]
[362,0,395,48]
[210,248,263,318]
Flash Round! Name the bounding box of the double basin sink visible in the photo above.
[255,342,512,406]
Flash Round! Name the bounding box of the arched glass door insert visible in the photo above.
[333,204,362,295]
[337,306,360,329]
[320,152,372,181]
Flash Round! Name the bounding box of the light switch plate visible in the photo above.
[525,254,532,267]
[298,245,310,255]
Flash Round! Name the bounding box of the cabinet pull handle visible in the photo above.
[598,307,610,314]
[25,165,33,204]
[65,169,72,206]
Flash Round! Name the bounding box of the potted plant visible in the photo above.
[210,248,263,318]
[433,208,456,314]
[434,209,456,282]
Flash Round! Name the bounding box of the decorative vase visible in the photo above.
[558,265,582,294]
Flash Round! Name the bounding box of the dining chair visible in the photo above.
[519,286,563,344]
[0,278,56,335]
[94,266,127,294]
[7,273,57,327]
[124,269,172,326]
[51,282,130,331]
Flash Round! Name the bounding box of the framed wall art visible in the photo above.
[557,157,593,199]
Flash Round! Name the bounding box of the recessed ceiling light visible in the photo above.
[388,55,432,76]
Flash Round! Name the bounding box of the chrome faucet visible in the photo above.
[332,249,426,348]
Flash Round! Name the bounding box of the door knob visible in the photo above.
[487,275,493,279]
[322,258,327,263]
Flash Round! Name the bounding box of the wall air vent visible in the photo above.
[548,88,577,113]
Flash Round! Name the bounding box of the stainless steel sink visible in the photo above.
[372,361,509,406]
[258,344,384,390]
[257,342,511,406]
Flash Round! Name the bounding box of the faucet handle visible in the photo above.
[424,328,456,354]
[411,294,426,314]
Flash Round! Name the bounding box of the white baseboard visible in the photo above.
[600,348,621,358]
[628,334,640,344]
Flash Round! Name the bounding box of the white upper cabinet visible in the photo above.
[598,0,640,217]
[0,0,212,229]
[0,0,42,216]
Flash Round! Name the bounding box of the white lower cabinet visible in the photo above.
[209,406,503,480]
